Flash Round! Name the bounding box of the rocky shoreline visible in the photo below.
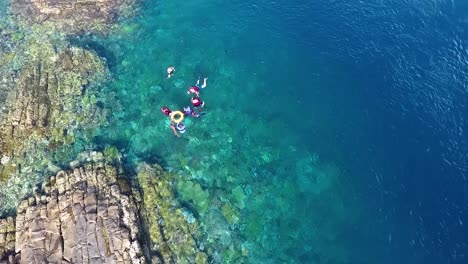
[0,153,144,263]
[0,152,208,263]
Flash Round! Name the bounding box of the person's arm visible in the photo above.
[170,124,180,137]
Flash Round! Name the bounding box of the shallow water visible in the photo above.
[1,0,468,262]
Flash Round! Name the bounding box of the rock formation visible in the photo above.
[0,153,144,263]
[0,38,107,183]
[0,152,208,263]
[10,0,136,33]
[0,217,15,262]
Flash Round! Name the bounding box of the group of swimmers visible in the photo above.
[161,66,208,137]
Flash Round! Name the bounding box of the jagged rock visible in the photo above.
[10,0,137,33]
[0,156,145,263]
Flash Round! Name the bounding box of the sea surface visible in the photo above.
[2,0,468,263]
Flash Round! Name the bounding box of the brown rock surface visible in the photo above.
[0,217,15,262]
[10,0,136,33]
[0,153,145,263]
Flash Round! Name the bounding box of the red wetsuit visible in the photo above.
[191,97,203,107]
[188,86,200,95]
[161,107,172,116]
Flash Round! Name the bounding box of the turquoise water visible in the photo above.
[79,0,395,263]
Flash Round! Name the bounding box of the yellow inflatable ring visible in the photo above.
[170,111,184,123]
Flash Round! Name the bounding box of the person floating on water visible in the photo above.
[161,106,172,116]
[167,66,175,78]
[175,122,186,134]
[183,106,202,117]
[191,96,205,109]
[161,106,183,137]
[187,77,208,96]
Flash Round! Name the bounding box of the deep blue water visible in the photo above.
[296,0,468,263]
[191,0,468,262]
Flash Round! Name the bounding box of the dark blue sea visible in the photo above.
[2,0,468,262]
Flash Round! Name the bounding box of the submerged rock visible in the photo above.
[137,163,208,264]
[10,0,137,34]
[0,40,106,183]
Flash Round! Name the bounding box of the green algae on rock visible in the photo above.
[137,163,208,264]
[0,40,107,184]
[220,202,240,225]
[176,180,211,216]
[10,0,138,34]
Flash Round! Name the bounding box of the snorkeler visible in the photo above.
[187,77,208,96]
[183,106,201,117]
[161,106,181,137]
[170,119,187,137]
[161,106,172,116]
[169,122,180,137]
[175,122,186,134]
[191,96,205,108]
[167,66,175,78]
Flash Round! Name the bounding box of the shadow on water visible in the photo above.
[68,36,118,70]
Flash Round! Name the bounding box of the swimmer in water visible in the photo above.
[187,77,208,96]
[169,121,180,137]
[191,96,205,108]
[167,66,175,78]
[175,122,186,134]
[161,106,180,137]
[161,106,172,116]
[183,106,200,117]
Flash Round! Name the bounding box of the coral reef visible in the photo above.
[137,163,208,264]
[176,180,211,216]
